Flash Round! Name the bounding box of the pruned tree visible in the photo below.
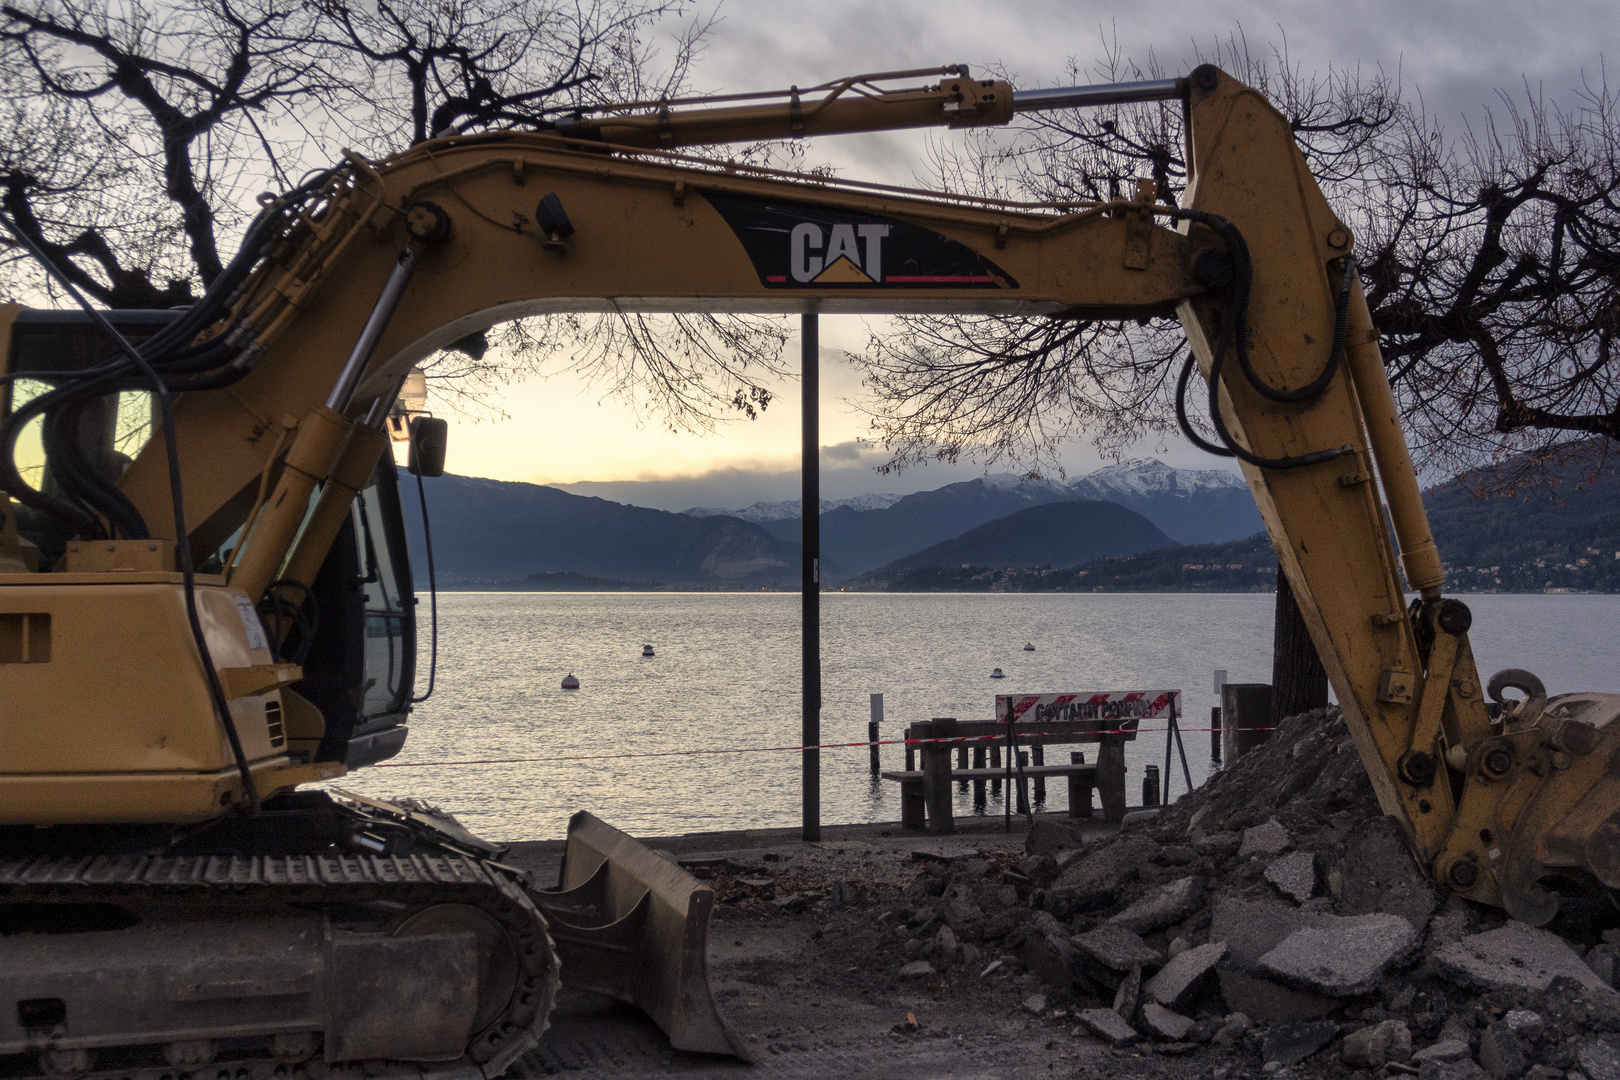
[850,34,1620,488]
[0,0,792,428]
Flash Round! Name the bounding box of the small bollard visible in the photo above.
[1143,764,1161,807]
[1211,706,1222,765]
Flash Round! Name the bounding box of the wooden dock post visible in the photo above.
[1014,751,1031,815]
[922,718,957,834]
[1222,683,1275,762]
[989,744,1002,795]
[956,744,969,788]
[1211,706,1222,765]
[972,745,987,807]
[1097,734,1127,823]
[868,693,883,776]
[1031,744,1046,804]
[900,721,926,829]
[1068,751,1092,818]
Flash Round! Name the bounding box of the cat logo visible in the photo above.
[702,190,1017,290]
[790,223,890,283]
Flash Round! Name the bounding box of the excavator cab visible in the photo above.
[2,309,415,771]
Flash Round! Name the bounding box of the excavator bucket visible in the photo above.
[530,812,749,1060]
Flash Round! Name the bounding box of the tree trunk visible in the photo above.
[1272,560,1329,723]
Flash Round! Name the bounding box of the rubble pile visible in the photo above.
[880,708,1620,1076]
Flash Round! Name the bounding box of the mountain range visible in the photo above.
[404,447,1620,592]
[865,500,1173,578]
[401,474,800,586]
[680,459,1258,578]
[406,458,1241,587]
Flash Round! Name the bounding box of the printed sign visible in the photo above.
[702,190,1018,290]
[994,691,1181,732]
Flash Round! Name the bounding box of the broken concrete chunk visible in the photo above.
[944,896,985,934]
[1256,913,1419,996]
[1479,1023,1527,1080]
[1338,815,1441,928]
[1194,831,1244,857]
[1108,875,1206,934]
[1588,943,1620,989]
[1261,1019,1338,1066]
[1026,817,1085,856]
[1023,993,1048,1016]
[1074,923,1164,972]
[1577,1041,1620,1080]
[1265,851,1317,903]
[1343,1019,1414,1067]
[1144,942,1225,1008]
[1217,970,1336,1023]
[1141,1002,1195,1041]
[1168,936,1191,959]
[1210,896,1317,970]
[1023,928,1078,990]
[1504,1011,1544,1039]
[1414,1040,1473,1064]
[898,960,936,978]
[1239,819,1291,859]
[1046,834,1159,914]
[1211,1012,1254,1048]
[1078,1006,1141,1047]
[1114,965,1142,1020]
[1434,922,1619,997]
[1420,1062,1490,1080]
[1055,847,1090,871]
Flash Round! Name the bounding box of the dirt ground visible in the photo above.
[503,816,1216,1079]
[492,709,1620,1079]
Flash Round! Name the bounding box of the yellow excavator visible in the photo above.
[2,61,1617,1077]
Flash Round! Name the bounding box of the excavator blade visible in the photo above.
[530,812,749,1060]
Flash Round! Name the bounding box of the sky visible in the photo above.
[423,0,1620,509]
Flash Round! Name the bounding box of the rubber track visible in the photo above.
[0,850,560,1078]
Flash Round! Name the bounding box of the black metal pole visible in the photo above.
[801,311,821,842]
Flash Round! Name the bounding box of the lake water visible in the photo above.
[333,592,1620,842]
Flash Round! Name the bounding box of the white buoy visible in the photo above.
[642,644,655,657]
[990,667,1006,679]
[561,673,580,690]
[1023,642,1035,651]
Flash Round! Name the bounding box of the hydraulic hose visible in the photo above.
[1166,205,1355,470]
[0,210,261,813]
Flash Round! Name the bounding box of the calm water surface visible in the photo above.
[332,592,1620,841]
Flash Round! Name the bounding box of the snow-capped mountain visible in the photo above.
[678,459,1261,578]
[1067,458,1246,501]
[683,493,905,522]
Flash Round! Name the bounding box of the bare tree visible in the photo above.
[0,0,792,429]
[850,34,1620,486]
